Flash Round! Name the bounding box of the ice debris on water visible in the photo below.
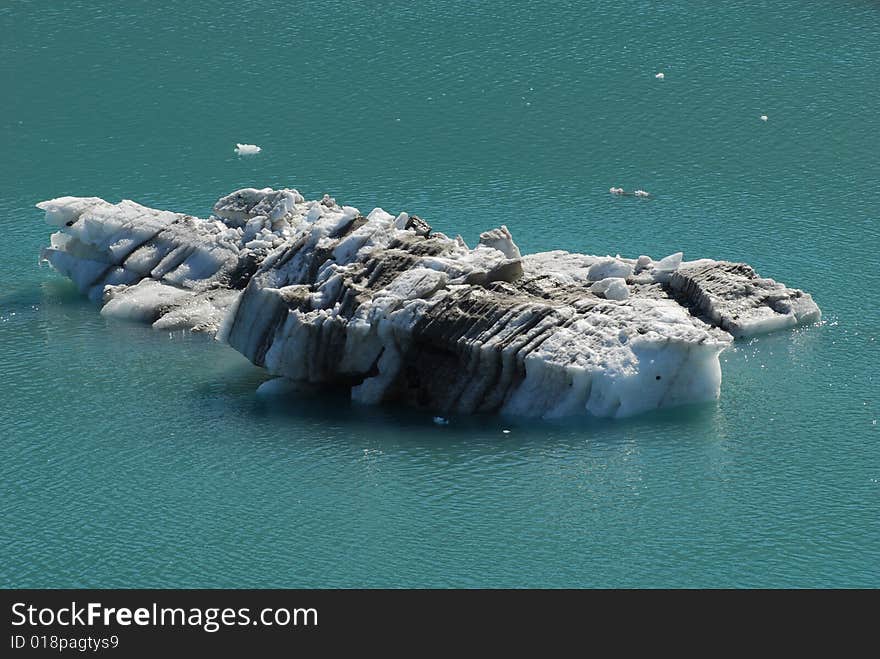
[235,143,261,156]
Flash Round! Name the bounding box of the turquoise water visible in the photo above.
[2,0,878,587]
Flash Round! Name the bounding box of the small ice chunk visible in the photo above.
[478,225,522,259]
[243,216,266,241]
[502,429,511,434]
[366,208,396,228]
[760,115,769,122]
[244,238,274,251]
[433,416,449,426]
[655,72,665,80]
[234,143,261,155]
[609,187,625,195]
[633,190,650,197]
[654,251,683,272]
[590,277,630,301]
[587,258,633,281]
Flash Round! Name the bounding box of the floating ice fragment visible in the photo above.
[588,258,633,281]
[502,429,511,434]
[609,187,625,195]
[760,115,768,122]
[234,143,261,156]
[655,72,665,80]
[633,190,650,197]
[37,186,823,420]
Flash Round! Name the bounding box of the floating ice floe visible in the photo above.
[655,72,665,80]
[36,186,822,420]
[609,187,625,195]
[234,143,261,156]
[633,190,650,197]
[760,115,768,122]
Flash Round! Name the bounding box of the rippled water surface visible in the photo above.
[1,0,878,587]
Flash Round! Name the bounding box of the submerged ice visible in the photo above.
[37,187,821,419]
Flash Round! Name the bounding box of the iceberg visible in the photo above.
[37,187,821,419]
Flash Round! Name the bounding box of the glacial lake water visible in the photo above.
[2,0,878,587]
